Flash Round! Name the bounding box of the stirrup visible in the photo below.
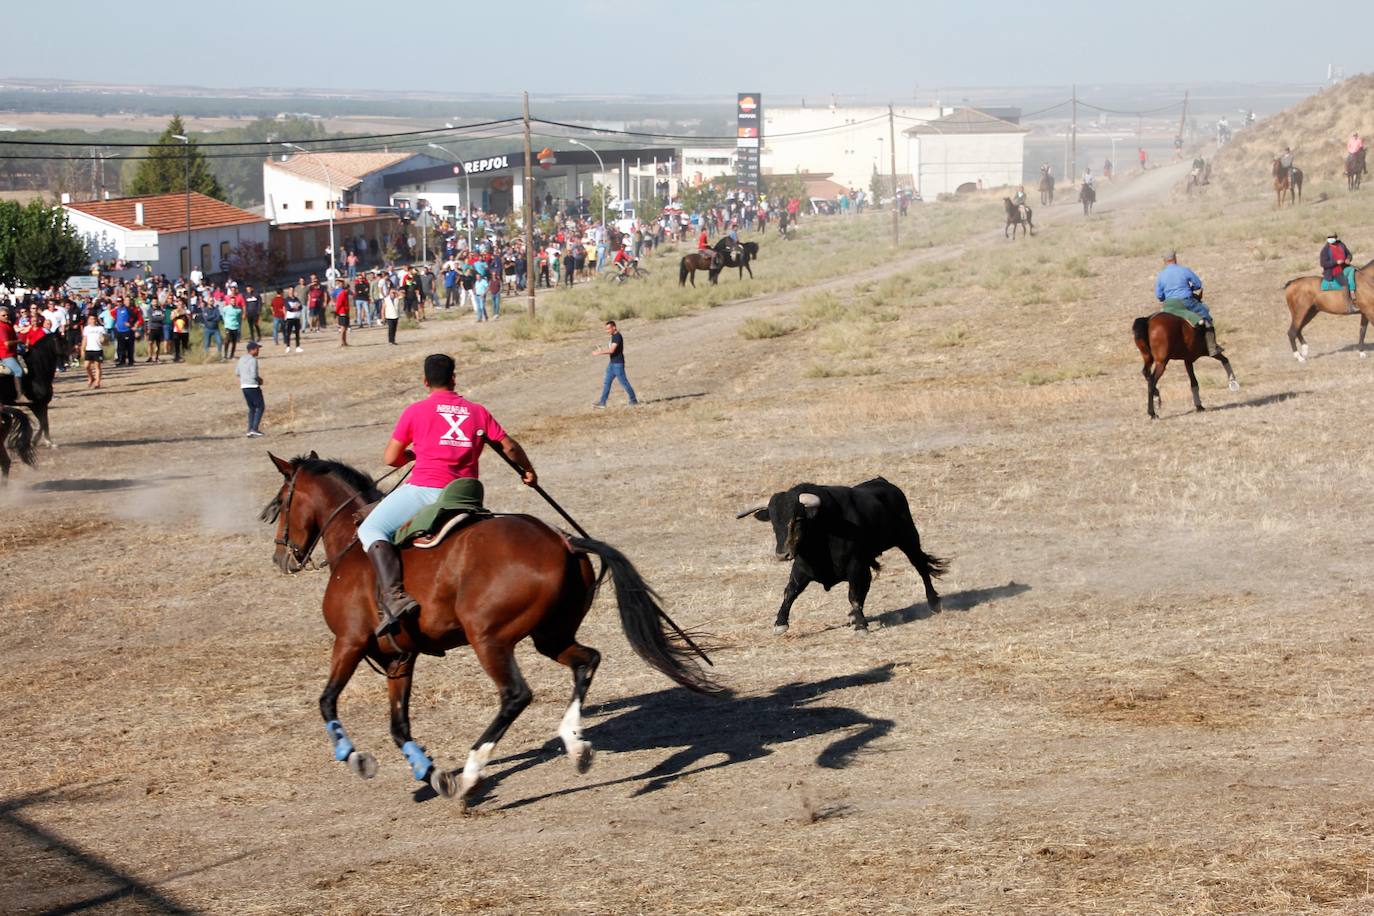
[374,599,418,638]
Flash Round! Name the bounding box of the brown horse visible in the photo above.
[1282,259,1374,361]
[1272,158,1304,207]
[1346,147,1367,191]
[1132,312,1239,419]
[262,453,720,804]
[679,250,722,287]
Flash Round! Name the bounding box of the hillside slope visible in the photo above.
[1211,73,1374,192]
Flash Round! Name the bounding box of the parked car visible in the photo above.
[808,198,837,216]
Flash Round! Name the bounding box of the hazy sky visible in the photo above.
[8,0,1367,96]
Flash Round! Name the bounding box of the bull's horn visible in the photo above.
[798,493,821,509]
[735,502,768,519]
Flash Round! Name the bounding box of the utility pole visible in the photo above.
[522,91,536,317]
[888,103,899,248]
[1177,89,1190,153]
[1070,84,1078,181]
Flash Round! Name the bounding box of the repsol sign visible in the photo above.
[463,155,511,174]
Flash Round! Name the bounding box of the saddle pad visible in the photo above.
[393,478,486,547]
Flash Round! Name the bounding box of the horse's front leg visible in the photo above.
[319,637,377,780]
[387,653,457,798]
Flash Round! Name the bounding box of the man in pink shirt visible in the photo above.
[357,353,538,636]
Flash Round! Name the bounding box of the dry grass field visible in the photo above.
[2,156,1373,915]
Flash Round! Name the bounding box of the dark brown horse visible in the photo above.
[263,453,720,804]
[1346,147,1367,191]
[0,406,37,484]
[1282,259,1374,361]
[1132,312,1239,419]
[679,249,722,287]
[1272,158,1303,207]
[1003,197,1034,239]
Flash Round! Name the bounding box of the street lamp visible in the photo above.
[427,142,472,253]
[568,138,606,230]
[282,142,336,281]
[171,134,191,280]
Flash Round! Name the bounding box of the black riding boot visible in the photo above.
[1203,325,1220,357]
[367,541,420,637]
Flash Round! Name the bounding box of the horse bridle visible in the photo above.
[273,462,409,573]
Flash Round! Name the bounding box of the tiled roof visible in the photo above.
[266,152,419,188]
[905,108,1030,136]
[65,192,267,232]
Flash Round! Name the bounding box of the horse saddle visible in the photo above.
[392,478,489,549]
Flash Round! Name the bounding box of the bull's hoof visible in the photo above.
[1195,405,1206,413]
[929,599,943,614]
[772,624,789,636]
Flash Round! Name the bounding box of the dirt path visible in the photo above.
[5,156,1370,916]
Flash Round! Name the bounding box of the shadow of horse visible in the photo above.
[441,665,901,810]
[1206,390,1301,413]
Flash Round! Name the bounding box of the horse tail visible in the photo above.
[678,257,688,285]
[3,407,37,468]
[1132,316,1151,344]
[568,536,724,696]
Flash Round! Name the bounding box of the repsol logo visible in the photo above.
[463,156,511,174]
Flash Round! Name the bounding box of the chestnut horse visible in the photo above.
[1132,312,1239,419]
[1272,158,1303,207]
[1282,259,1374,361]
[679,249,722,287]
[262,453,720,804]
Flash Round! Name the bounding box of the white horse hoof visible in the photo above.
[431,769,458,799]
[1300,343,1309,357]
[1294,352,1306,363]
[1361,351,1368,359]
[772,624,789,636]
[1228,379,1240,392]
[346,750,378,780]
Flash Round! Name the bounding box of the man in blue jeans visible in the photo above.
[593,319,638,408]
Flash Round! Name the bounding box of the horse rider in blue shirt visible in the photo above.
[1155,250,1220,356]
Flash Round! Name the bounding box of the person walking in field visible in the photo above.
[237,340,265,437]
[592,319,638,408]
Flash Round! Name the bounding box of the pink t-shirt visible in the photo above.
[392,391,506,488]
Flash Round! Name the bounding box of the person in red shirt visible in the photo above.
[697,228,709,250]
[0,308,22,379]
[356,353,538,636]
[269,290,287,345]
[334,282,351,347]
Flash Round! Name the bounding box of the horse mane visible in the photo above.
[292,455,384,501]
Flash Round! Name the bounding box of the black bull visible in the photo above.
[737,477,946,634]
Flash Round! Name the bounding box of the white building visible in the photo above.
[64,192,270,279]
[762,105,944,191]
[681,147,737,186]
[262,151,445,224]
[903,109,1029,198]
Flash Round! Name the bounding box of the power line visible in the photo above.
[0,117,523,148]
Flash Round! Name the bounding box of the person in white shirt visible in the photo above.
[81,314,106,389]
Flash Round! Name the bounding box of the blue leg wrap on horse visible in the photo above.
[324,720,353,762]
[401,741,433,780]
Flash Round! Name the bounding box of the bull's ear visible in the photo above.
[798,493,822,518]
[268,452,294,477]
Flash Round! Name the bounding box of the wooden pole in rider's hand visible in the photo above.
[889,103,899,249]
